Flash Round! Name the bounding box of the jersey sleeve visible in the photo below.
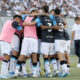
[49,15,55,21]
[53,21,57,26]
[12,21,23,31]
[35,17,43,27]
[22,14,27,21]
[49,15,57,26]
[35,17,41,23]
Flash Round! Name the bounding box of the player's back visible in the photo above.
[0,20,15,43]
[39,15,54,43]
[54,16,65,40]
[24,16,38,39]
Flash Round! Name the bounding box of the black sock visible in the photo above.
[44,58,48,61]
[17,60,22,67]
[37,57,40,62]
[60,60,65,65]
[50,57,55,61]
[67,64,70,68]
[37,54,40,62]
[3,60,9,63]
[22,61,26,64]
[32,62,37,68]
[11,55,18,60]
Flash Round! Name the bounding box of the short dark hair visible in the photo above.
[13,15,22,19]
[49,9,54,13]
[75,17,80,20]
[41,5,49,13]
[31,10,37,13]
[54,8,61,15]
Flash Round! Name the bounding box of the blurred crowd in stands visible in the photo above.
[0,0,80,17]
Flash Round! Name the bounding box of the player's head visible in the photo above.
[54,8,61,15]
[41,5,49,13]
[49,9,54,15]
[30,7,38,14]
[13,15,22,23]
[75,17,80,24]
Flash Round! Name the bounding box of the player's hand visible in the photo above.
[70,40,73,45]
[23,22,27,26]
[20,28,24,33]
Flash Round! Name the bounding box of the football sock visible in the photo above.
[30,58,33,73]
[44,58,51,73]
[32,62,37,74]
[1,60,9,75]
[37,62,41,73]
[50,57,57,71]
[15,60,22,74]
[67,64,70,72]
[9,55,17,72]
[57,60,61,72]
[60,60,67,73]
[22,61,27,74]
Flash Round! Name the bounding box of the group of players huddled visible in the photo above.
[0,4,70,79]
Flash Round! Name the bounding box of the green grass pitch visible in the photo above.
[0,56,80,80]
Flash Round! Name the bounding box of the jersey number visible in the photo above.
[48,23,52,27]
[47,23,52,32]
[59,23,64,32]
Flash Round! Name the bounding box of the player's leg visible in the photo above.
[15,37,29,76]
[30,38,38,77]
[0,41,11,75]
[37,39,41,75]
[29,55,33,74]
[78,40,80,67]
[74,40,80,67]
[64,40,70,71]
[64,53,70,71]
[76,40,80,68]
[49,43,58,76]
[41,42,52,77]
[15,55,26,76]
[30,39,41,76]
[37,54,40,71]
[21,57,29,76]
[55,40,68,77]
[9,34,20,73]
[55,54,61,72]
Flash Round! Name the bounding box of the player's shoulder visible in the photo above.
[72,23,77,28]
[4,20,12,26]
[49,15,55,20]
[6,20,12,23]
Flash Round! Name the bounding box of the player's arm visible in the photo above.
[36,21,49,29]
[49,15,61,30]
[30,13,49,17]
[23,17,41,26]
[23,21,37,26]
[51,21,67,30]
[50,20,62,30]
[50,25,62,30]
[63,19,67,28]
[19,11,29,16]
[71,31,75,44]
[40,25,50,29]
[12,21,23,32]
[71,25,75,44]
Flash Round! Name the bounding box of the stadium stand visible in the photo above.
[0,0,80,17]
